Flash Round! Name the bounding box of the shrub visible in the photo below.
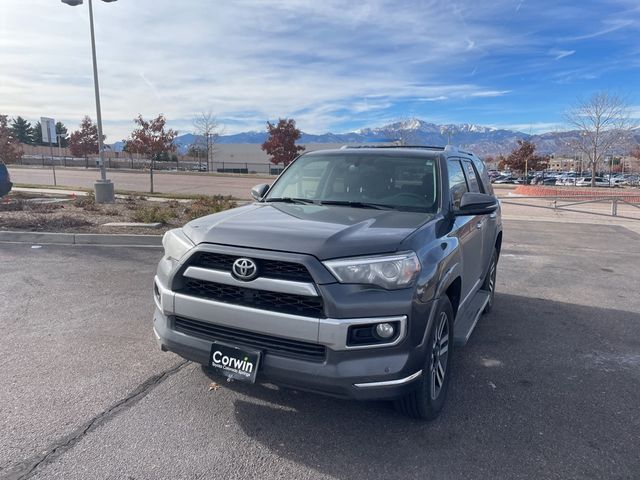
[101,207,121,216]
[132,205,173,224]
[185,195,236,220]
[74,191,98,211]
[0,198,26,211]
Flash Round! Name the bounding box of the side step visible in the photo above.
[453,290,490,346]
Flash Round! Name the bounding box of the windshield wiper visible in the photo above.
[318,200,394,210]
[264,197,316,205]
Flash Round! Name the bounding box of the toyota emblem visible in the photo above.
[232,258,258,281]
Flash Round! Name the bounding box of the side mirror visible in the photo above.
[455,192,498,216]
[250,183,270,201]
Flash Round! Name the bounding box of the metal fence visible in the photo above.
[501,195,640,221]
[17,155,283,175]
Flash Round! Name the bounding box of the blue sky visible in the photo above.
[1,0,639,140]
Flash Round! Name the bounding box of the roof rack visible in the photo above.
[340,145,446,150]
[444,145,474,156]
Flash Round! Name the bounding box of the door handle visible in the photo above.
[476,221,483,230]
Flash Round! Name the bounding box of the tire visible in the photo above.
[394,296,453,420]
[482,248,498,314]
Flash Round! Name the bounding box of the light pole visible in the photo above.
[62,0,116,203]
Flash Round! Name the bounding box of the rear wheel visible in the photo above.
[482,248,498,314]
[394,296,453,420]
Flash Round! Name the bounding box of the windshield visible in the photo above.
[265,153,438,212]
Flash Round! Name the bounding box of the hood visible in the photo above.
[182,203,432,260]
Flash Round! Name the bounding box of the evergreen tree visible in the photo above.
[32,121,44,145]
[10,116,34,145]
[56,122,69,148]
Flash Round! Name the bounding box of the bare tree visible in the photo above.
[565,92,637,187]
[193,111,222,171]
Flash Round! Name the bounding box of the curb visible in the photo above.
[0,231,162,246]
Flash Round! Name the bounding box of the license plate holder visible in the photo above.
[209,342,261,383]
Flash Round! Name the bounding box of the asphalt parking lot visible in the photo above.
[1,219,639,480]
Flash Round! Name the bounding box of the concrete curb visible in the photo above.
[0,231,162,246]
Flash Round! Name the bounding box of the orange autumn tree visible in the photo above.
[124,114,177,193]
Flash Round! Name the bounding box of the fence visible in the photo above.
[17,154,284,176]
[501,187,640,221]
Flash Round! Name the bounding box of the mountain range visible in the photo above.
[111,119,638,157]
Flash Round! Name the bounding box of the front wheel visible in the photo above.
[394,296,453,420]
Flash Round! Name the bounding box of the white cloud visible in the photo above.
[549,49,576,60]
[0,0,532,138]
[1,0,636,139]
[469,90,511,98]
[561,19,635,41]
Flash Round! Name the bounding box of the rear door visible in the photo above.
[469,158,498,274]
[448,158,484,304]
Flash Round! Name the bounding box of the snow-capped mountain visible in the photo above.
[111,118,637,156]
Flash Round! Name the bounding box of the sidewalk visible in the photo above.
[12,187,190,203]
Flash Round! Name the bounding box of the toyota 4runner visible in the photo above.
[153,145,502,419]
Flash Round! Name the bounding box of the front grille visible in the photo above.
[189,252,313,282]
[179,279,324,318]
[174,316,326,362]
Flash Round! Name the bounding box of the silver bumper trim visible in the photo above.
[353,370,423,388]
[172,290,407,351]
[182,266,318,297]
[154,276,175,314]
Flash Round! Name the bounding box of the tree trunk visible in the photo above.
[150,157,154,194]
[592,147,597,187]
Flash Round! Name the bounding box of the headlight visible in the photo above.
[323,252,421,290]
[162,228,194,261]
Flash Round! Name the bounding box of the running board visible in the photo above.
[453,290,490,346]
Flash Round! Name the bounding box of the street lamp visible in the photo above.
[62,0,116,203]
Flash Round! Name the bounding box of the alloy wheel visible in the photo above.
[430,312,449,400]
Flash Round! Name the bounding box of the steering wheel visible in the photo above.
[385,192,428,204]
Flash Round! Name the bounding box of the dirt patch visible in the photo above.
[0,192,237,234]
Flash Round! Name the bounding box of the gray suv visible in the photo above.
[153,145,502,419]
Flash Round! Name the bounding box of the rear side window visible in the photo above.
[472,158,494,194]
[462,160,482,193]
[447,159,468,209]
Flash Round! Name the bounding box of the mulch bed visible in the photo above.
[0,192,236,234]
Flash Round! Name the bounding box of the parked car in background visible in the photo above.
[0,162,12,197]
[493,175,516,184]
[537,177,558,185]
[575,177,609,187]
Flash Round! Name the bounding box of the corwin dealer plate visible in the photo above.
[209,342,261,383]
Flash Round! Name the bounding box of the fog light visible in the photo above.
[375,322,395,339]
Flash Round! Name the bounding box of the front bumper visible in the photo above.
[153,277,437,401]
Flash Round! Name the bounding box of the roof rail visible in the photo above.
[340,145,446,150]
[444,145,474,156]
